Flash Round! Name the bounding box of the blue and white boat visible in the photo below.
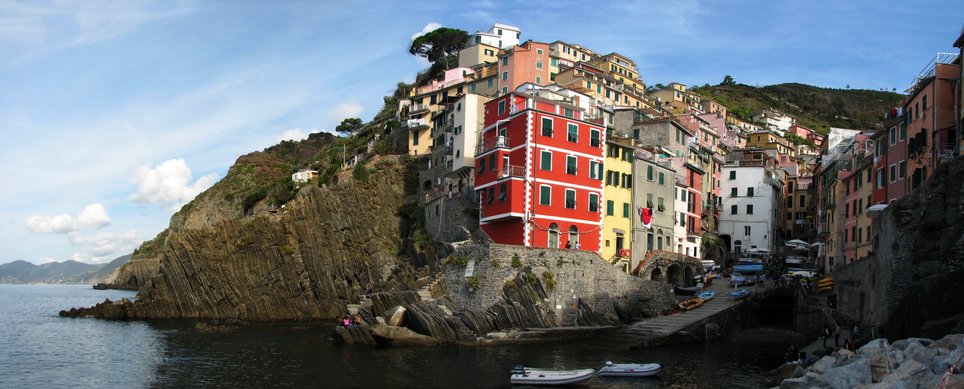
[729,289,752,300]
[597,361,661,377]
[698,291,715,302]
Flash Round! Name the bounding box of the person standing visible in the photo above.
[822,325,831,348]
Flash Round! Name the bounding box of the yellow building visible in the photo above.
[458,43,501,68]
[554,63,657,110]
[586,53,645,92]
[547,40,599,79]
[602,139,635,272]
[746,130,796,158]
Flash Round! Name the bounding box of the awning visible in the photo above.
[866,203,888,217]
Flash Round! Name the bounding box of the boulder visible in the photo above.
[811,355,837,374]
[892,337,933,350]
[834,349,858,367]
[778,372,825,389]
[887,359,932,386]
[930,347,964,375]
[370,323,443,346]
[929,333,964,351]
[822,358,871,388]
[331,325,376,345]
[904,340,938,365]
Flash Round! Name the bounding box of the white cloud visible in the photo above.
[327,102,364,123]
[24,202,111,233]
[129,159,218,212]
[276,128,310,143]
[25,214,77,234]
[77,203,111,229]
[67,230,142,263]
[411,22,443,41]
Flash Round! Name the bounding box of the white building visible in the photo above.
[291,169,318,184]
[719,163,783,255]
[825,127,861,150]
[673,182,700,257]
[752,109,794,135]
[466,23,520,49]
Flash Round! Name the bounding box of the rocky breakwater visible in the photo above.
[63,154,432,321]
[774,334,964,388]
[332,243,673,345]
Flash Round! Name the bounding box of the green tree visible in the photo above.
[335,118,363,136]
[409,27,469,70]
[722,75,735,85]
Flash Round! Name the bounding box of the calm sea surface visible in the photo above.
[0,284,795,388]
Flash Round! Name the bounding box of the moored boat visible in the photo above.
[674,285,701,296]
[699,291,715,302]
[729,288,752,300]
[597,361,662,377]
[509,366,596,386]
[678,297,703,310]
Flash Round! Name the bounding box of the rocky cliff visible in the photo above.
[68,154,433,320]
[835,155,964,339]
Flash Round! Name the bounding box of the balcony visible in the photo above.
[938,143,956,160]
[497,165,525,180]
[477,135,510,155]
[402,118,429,129]
[410,104,430,114]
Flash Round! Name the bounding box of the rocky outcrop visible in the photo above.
[67,156,432,321]
[835,155,964,339]
[775,334,964,388]
[95,252,160,290]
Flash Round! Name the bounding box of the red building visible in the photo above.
[904,54,960,190]
[475,90,605,252]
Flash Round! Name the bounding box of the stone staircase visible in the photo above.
[346,294,372,315]
[416,277,453,316]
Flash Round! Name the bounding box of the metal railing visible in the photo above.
[477,135,510,154]
[497,165,525,179]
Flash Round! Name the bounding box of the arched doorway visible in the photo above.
[683,266,694,286]
[569,225,579,249]
[548,223,559,249]
[734,240,743,254]
[651,267,663,282]
[667,264,683,286]
[423,180,432,191]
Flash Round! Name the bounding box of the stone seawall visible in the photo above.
[443,243,672,327]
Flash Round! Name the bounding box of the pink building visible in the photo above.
[496,41,551,95]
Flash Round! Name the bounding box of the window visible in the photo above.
[536,48,543,55]
[787,212,793,221]
[746,204,753,214]
[647,193,654,208]
[858,227,863,243]
[899,123,906,140]
[535,76,541,84]
[566,155,577,175]
[498,183,507,201]
[539,185,551,205]
[731,205,738,215]
[890,128,897,145]
[470,83,476,93]
[922,95,927,112]
[501,71,508,81]
[606,200,614,216]
[590,129,601,147]
[564,108,573,118]
[857,198,863,215]
[541,117,553,136]
[898,160,906,179]
[729,171,736,180]
[622,202,630,218]
[540,150,552,170]
[502,57,508,66]
[565,189,576,209]
[889,164,897,183]
[589,160,602,180]
[647,165,654,181]
[567,123,578,142]
[747,187,754,197]
[478,159,484,174]
[787,195,794,208]
[551,58,557,66]
[498,100,506,115]
[657,197,665,212]
[589,193,599,212]
[658,172,665,185]
[487,78,494,88]
[845,203,850,218]
[487,187,494,204]
[535,61,543,69]
[622,173,632,189]
[800,195,805,207]
[744,226,751,235]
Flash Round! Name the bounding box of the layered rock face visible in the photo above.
[70,155,430,320]
[835,156,964,339]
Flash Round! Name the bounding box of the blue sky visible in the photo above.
[1,0,961,264]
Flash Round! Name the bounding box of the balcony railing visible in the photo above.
[410,104,430,114]
[402,118,428,129]
[497,165,525,179]
[477,135,510,154]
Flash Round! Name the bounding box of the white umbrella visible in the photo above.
[786,239,810,248]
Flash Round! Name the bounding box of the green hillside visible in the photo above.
[690,82,904,134]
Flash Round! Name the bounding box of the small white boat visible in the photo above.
[597,361,662,377]
[510,366,595,386]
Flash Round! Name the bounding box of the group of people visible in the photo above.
[341,313,364,327]
[563,240,581,250]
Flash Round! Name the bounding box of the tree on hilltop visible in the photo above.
[722,75,735,85]
[335,118,363,136]
[409,27,468,70]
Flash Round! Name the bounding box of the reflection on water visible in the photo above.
[0,284,795,388]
